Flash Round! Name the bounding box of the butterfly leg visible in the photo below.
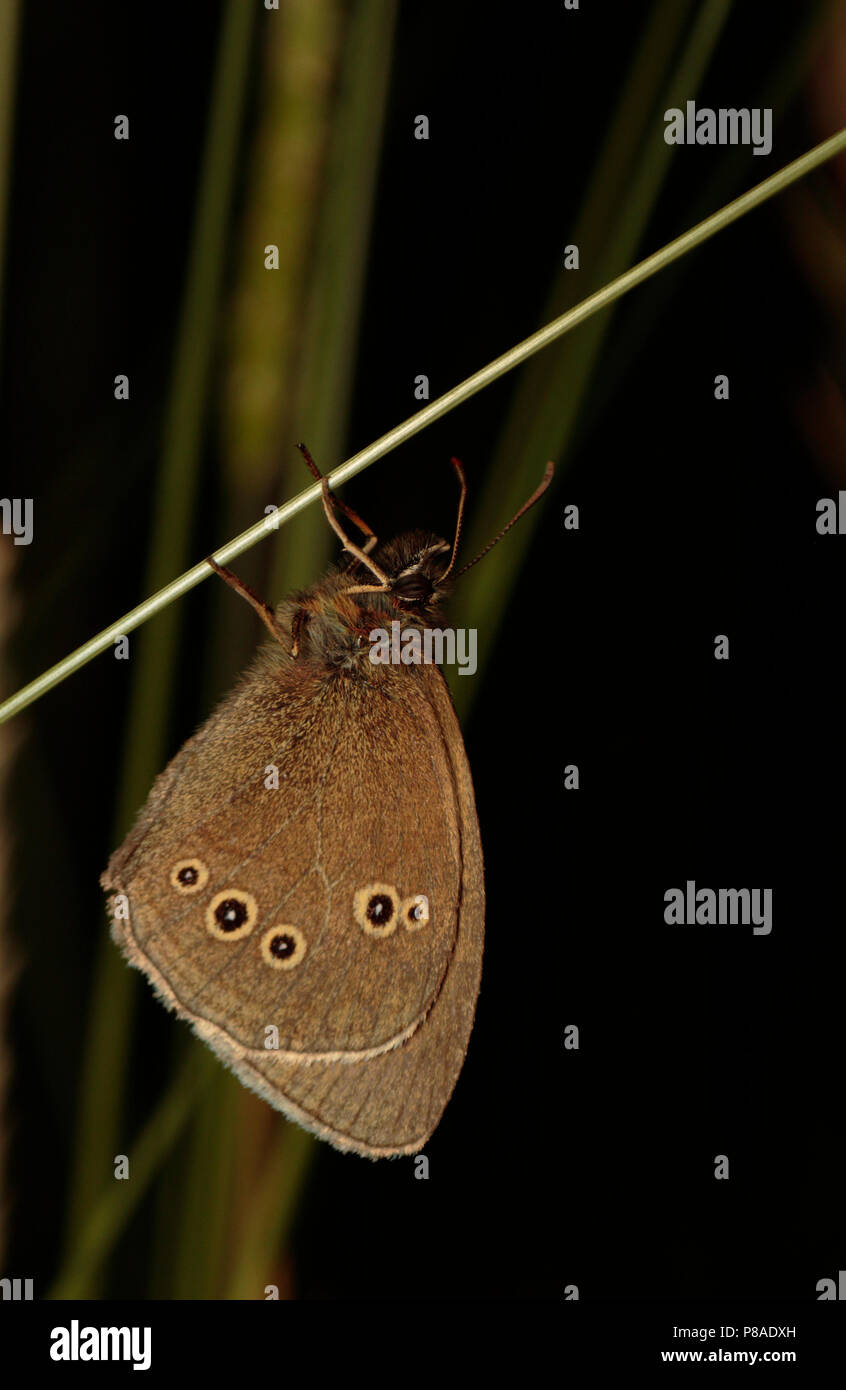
[206,558,287,648]
[297,442,379,546]
[316,477,390,585]
[298,443,382,570]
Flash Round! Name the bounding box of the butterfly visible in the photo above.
[102,447,552,1156]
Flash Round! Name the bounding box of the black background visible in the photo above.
[2,0,845,1306]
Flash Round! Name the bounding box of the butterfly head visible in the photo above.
[326,456,554,631]
[371,531,453,617]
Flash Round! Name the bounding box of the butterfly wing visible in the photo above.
[199,663,484,1157]
[104,653,484,1156]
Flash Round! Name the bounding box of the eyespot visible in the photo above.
[205,889,258,941]
[260,925,307,971]
[353,883,399,938]
[400,894,430,930]
[169,858,209,894]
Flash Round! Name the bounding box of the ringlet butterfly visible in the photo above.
[102,449,553,1157]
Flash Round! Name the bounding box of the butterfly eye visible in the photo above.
[205,889,258,941]
[169,858,209,894]
[353,883,399,937]
[392,570,432,603]
[401,894,430,930]
[260,925,307,971]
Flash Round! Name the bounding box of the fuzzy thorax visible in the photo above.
[269,530,454,673]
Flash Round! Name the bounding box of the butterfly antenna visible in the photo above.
[455,460,555,576]
[438,457,468,582]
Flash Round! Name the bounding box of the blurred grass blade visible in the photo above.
[0,0,20,373]
[583,0,834,434]
[564,0,695,280]
[49,1053,208,1299]
[221,0,342,502]
[223,1126,314,1300]
[269,0,400,596]
[212,0,343,687]
[166,1058,240,1298]
[62,0,256,1283]
[450,0,735,709]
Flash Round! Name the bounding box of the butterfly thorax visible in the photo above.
[268,531,453,677]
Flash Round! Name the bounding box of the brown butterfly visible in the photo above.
[102,449,552,1157]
